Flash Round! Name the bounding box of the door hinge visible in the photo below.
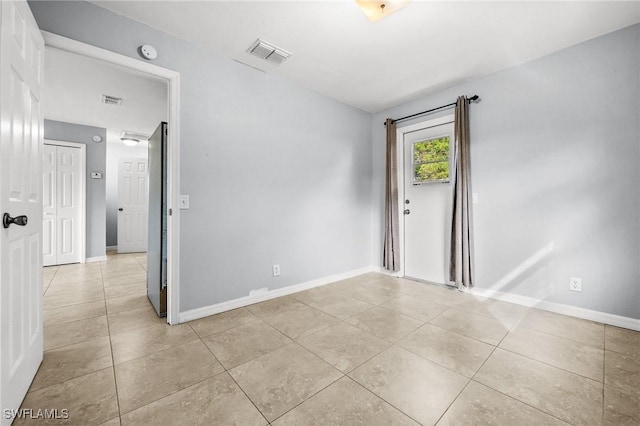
[169,208,173,216]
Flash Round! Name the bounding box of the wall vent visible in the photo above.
[247,39,292,65]
[101,94,123,106]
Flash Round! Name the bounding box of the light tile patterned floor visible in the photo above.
[18,253,640,425]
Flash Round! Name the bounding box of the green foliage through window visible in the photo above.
[413,136,450,182]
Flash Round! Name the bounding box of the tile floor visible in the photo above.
[18,253,640,425]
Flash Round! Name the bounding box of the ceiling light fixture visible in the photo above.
[355,0,411,22]
[120,131,148,147]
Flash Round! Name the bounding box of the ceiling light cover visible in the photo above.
[247,39,292,65]
[355,0,411,22]
[120,131,149,147]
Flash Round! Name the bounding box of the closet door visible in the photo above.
[55,145,82,265]
[42,144,57,266]
[42,144,83,266]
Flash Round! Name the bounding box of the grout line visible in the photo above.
[465,312,584,425]
[432,377,473,425]
[344,375,425,425]
[468,378,575,425]
[226,370,271,424]
[101,259,124,423]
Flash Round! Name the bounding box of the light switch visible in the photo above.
[179,195,190,209]
[472,193,478,204]
[91,172,103,179]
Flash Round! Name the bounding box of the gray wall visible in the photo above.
[372,25,640,319]
[30,1,373,312]
[43,119,107,259]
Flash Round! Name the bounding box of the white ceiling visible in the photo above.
[44,46,167,145]
[92,1,640,113]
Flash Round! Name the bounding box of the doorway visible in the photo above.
[397,115,455,286]
[43,31,181,323]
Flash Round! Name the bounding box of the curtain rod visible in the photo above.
[384,95,479,125]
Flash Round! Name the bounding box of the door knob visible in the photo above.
[403,209,410,215]
[3,213,28,229]
[118,208,123,211]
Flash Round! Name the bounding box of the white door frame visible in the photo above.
[43,140,86,264]
[394,114,454,279]
[42,31,181,325]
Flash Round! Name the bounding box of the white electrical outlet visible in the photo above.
[272,264,280,277]
[569,277,582,292]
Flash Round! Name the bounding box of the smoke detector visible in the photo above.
[101,94,123,106]
[247,39,292,65]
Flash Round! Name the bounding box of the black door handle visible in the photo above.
[118,208,123,211]
[3,213,28,229]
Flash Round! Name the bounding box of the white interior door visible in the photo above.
[42,143,83,266]
[117,158,148,253]
[42,144,56,265]
[0,1,44,424]
[403,119,455,284]
[54,144,82,264]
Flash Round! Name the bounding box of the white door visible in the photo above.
[403,118,455,284]
[42,143,83,266]
[42,144,56,265]
[117,158,148,253]
[0,1,44,424]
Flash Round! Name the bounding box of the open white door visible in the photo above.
[0,1,44,424]
[117,158,148,253]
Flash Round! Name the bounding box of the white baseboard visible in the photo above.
[469,287,640,331]
[85,255,107,263]
[178,266,375,323]
[177,265,640,331]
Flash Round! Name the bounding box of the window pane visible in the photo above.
[413,136,450,182]
[414,136,450,163]
[415,161,449,181]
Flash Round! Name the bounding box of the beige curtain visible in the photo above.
[383,118,400,271]
[449,96,474,288]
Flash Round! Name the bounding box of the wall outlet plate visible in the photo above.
[272,264,280,277]
[569,277,582,292]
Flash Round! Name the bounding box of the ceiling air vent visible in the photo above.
[101,94,123,106]
[247,39,291,65]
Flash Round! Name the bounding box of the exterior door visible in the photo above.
[42,143,83,266]
[403,118,455,285]
[117,158,148,253]
[147,123,167,316]
[0,1,45,424]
